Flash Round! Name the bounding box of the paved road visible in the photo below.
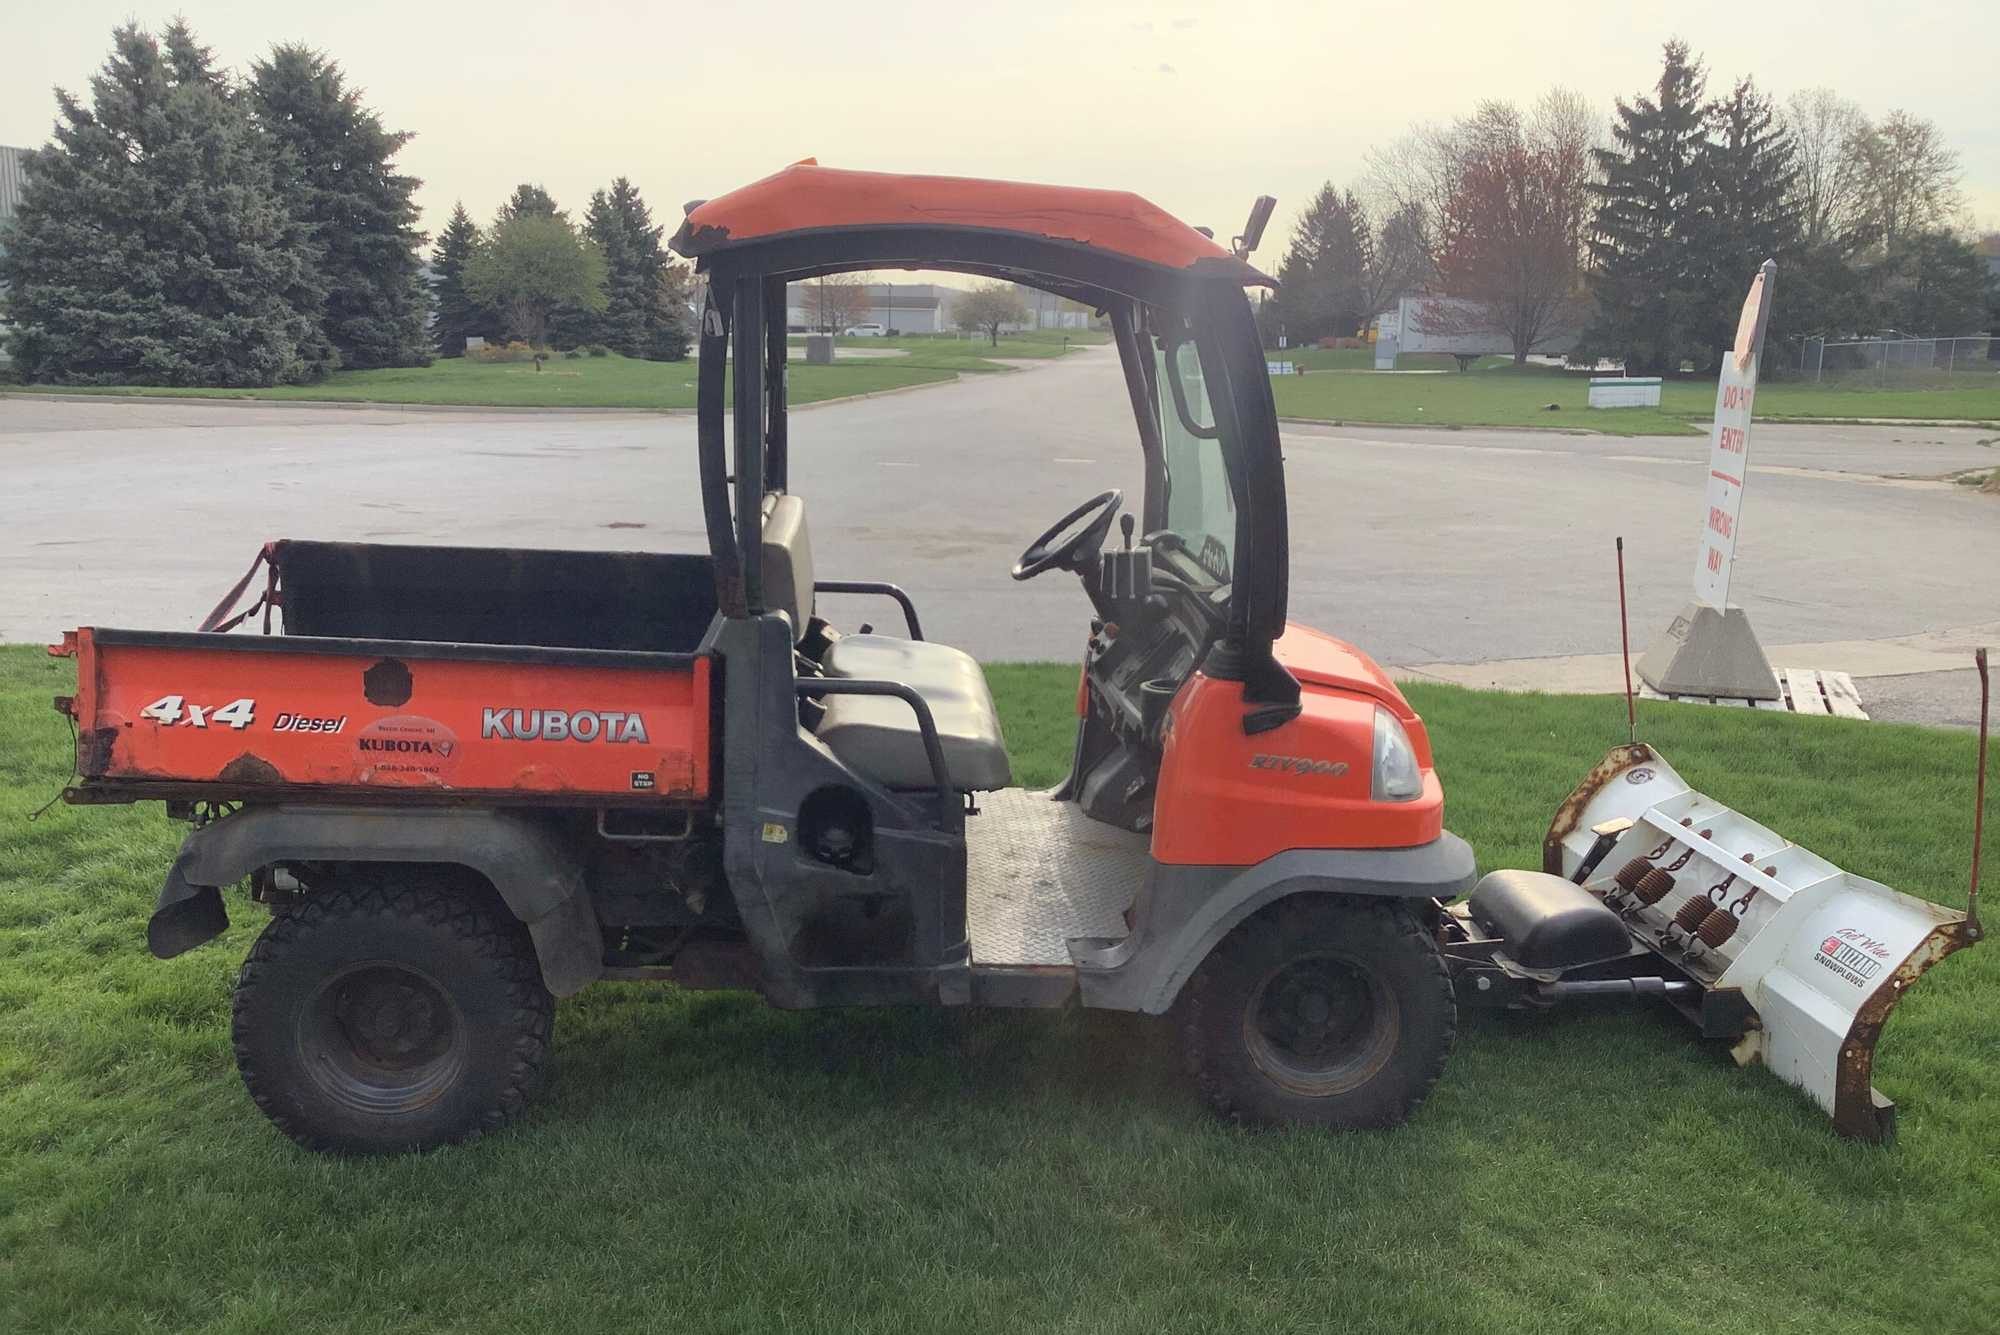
[4,353,1996,723]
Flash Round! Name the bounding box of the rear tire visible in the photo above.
[232,872,554,1154]
[1180,897,1454,1129]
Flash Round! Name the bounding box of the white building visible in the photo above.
[0,145,27,366]
[786,281,958,334]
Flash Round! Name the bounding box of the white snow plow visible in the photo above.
[1442,653,1986,1142]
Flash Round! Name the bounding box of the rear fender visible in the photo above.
[150,805,602,996]
[1076,834,1477,1014]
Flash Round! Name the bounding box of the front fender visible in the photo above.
[148,805,602,996]
[1075,833,1476,1014]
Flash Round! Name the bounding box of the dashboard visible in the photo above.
[1083,545,1230,745]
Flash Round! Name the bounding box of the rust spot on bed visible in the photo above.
[218,753,284,785]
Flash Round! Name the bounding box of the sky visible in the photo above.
[5,1,1996,274]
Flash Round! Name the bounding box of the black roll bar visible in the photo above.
[813,581,924,640]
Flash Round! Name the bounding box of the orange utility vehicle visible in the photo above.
[51,164,1980,1153]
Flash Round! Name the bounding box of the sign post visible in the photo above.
[1637,261,1783,701]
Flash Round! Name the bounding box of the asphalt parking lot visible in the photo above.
[5,350,1996,725]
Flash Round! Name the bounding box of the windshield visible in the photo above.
[1155,337,1235,584]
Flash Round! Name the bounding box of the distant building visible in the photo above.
[0,144,26,225]
[786,281,958,333]
[0,144,26,366]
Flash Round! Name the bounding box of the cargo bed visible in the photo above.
[53,540,720,808]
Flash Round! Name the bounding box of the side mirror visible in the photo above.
[1233,196,1277,260]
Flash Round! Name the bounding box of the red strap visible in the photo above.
[198,542,279,633]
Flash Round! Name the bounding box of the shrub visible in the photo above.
[585,343,611,358]
[563,348,583,359]
[469,340,544,364]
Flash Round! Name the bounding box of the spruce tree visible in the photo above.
[1696,78,1801,358]
[1271,184,1367,345]
[650,261,694,361]
[582,178,688,359]
[499,184,564,224]
[248,45,430,369]
[429,203,486,357]
[0,21,333,385]
[1583,40,1711,374]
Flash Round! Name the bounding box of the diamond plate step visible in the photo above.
[965,788,1148,967]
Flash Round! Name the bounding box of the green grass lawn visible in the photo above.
[1,351,961,411]
[1266,346,1511,372]
[1,644,1992,1333]
[1271,362,2000,435]
[790,329,1106,374]
[801,327,1111,361]
[2,332,1114,411]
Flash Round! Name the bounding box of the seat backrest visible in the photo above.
[760,493,814,639]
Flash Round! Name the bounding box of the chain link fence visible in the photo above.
[1800,334,1996,384]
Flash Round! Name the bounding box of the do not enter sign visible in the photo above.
[1694,261,1775,609]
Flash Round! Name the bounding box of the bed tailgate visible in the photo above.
[51,628,713,804]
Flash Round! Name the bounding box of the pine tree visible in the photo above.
[1874,229,1988,334]
[1696,78,1801,357]
[582,178,689,359]
[650,261,694,361]
[0,21,333,385]
[499,184,564,224]
[1270,184,1368,345]
[1583,40,1711,374]
[248,45,430,369]
[429,203,486,357]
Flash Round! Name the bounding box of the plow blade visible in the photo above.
[1545,744,1978,1141]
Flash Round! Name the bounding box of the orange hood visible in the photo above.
[1273,623,1414,718]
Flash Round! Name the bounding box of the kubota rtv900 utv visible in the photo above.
[52,163,1981,1152]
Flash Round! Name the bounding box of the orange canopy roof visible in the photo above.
[673,161,1264,280]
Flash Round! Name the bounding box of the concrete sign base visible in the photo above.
[1637,602,1781,700]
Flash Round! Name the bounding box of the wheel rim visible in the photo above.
[298,961,468,1116]
[1242,952,1400,1098]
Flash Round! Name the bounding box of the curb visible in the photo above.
[1744,416,2000,429]
[1279,417,1610,438]
[1280,414,1998,437]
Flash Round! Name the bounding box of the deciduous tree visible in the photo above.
[1847,112,1961,253]
[463,213,606,346]
[1783,89,1869,250]
[802,275,873,333]
[952,283,1029,345]
[1429,91,1593,363]
[1434,143,1586,363]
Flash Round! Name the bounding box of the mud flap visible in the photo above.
[1546,746,1978,1142]
[148,862,230,959]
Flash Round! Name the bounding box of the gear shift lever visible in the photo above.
[1119,513,1135,550]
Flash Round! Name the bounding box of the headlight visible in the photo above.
[1371,707,1422,802]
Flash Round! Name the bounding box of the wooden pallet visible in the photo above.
[1639,668,1868,719]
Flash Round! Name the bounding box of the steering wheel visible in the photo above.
[1011,489,1123,581]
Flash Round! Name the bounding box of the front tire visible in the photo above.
[232,872,554,1154]
[1180,897,1454,1129]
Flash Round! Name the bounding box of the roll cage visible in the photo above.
[678,223,1300,710]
